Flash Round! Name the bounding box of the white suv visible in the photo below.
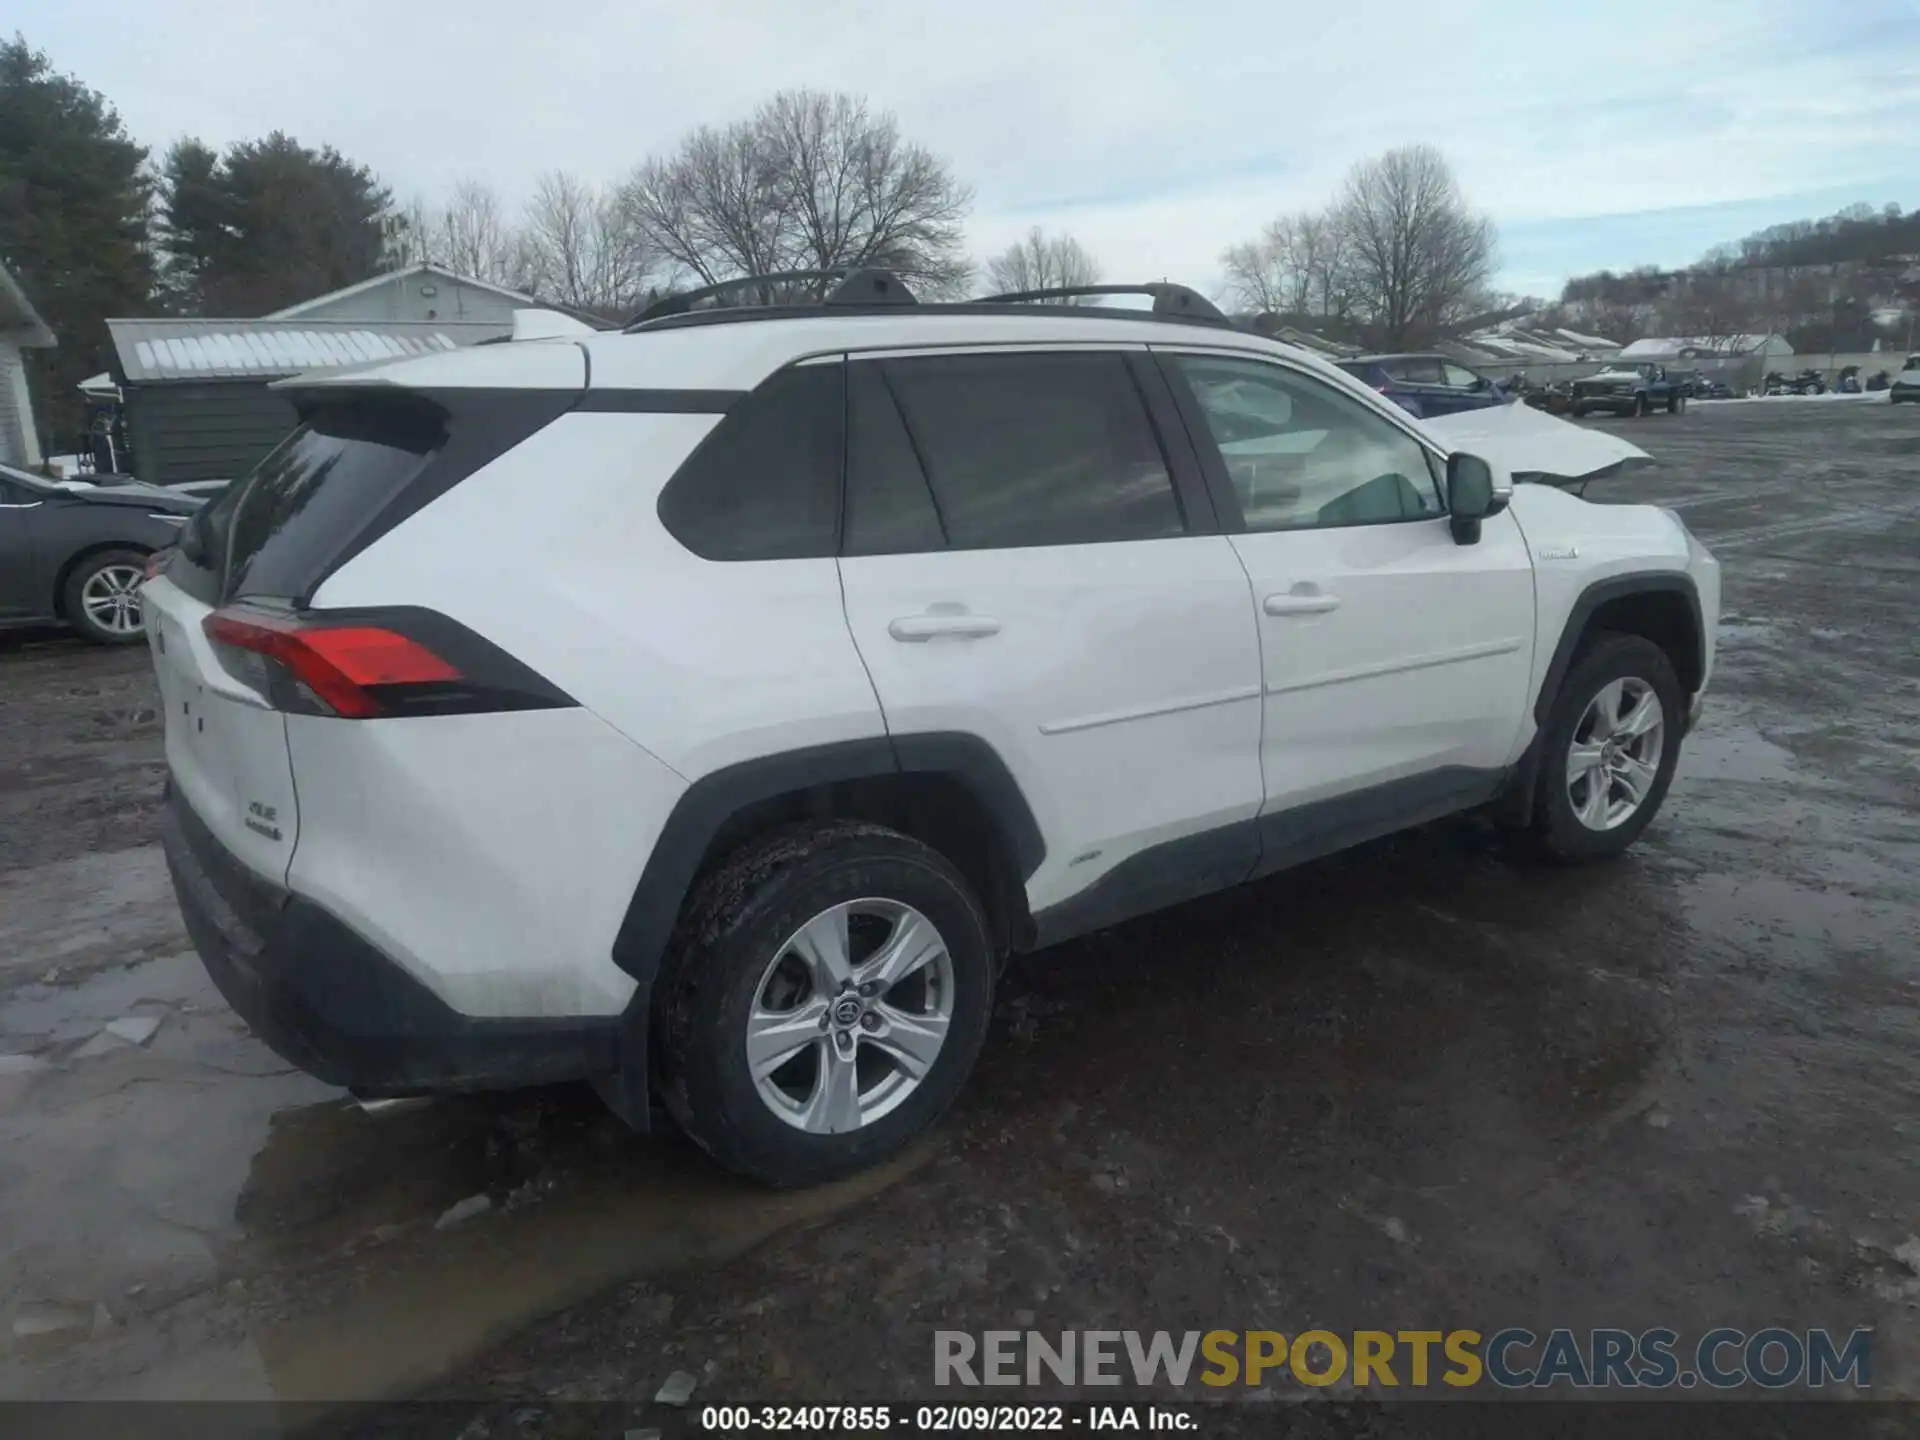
[143,274,1720,1186]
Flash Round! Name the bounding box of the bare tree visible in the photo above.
[620,89,972,299]
[1220,209,1349,319]
[440,180,537,291]
[1331,146,1496,345]
[983,228,1100,297]
[524,170,653,311]
[1664,270,1754,349]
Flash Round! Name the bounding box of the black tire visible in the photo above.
[1570,403,1588,419]
[1526,633,1684,863]
[62,548,150,645]
[1667,391,1686,415]
[1632,392,1649,418]
[654,820,995,1187]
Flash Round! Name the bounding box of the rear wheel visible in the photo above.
[1668,392,1686,414]
[64,549,149,645]
[1632,392,1649,418]
[654,821,995,1187]
[1527,634,1683,863]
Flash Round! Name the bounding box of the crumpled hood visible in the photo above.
[1421,400,1651,482]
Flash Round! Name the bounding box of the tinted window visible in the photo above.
[1440,362,1484,389]
[843,364,945,555]
[1385,356,1445,384]
[0,477,40,504]
[657,364,843,561]
[223,402,444,599]
[881,352,1182,549]
[1173,355,1442,531]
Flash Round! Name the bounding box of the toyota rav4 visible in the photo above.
[144,273,1720,1187]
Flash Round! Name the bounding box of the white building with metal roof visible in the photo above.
[1,260,56,468]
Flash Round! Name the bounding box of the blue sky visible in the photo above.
[26,0,1920,301]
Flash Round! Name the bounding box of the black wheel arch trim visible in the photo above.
[608,732,1044,990]
[1532,572,1704,725]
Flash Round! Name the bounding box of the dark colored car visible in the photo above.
[1571,362,1687,418]
[1334,353,1513,418]
[0,464,202,644]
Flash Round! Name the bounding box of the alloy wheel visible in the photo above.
[1566,677,1666,831]
[745,898,955,1134]
[79,564,146,636]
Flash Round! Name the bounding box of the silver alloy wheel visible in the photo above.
[1566,676,1665,831]
[79,564,146,636]
[745,898,955,1134]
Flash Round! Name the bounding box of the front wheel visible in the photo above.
[64,548,150,645]
[1526,634,1684,862]
[1668,392,1686,414]
[654,821,996,1187]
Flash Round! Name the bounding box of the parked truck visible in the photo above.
[1571,362,1687,418]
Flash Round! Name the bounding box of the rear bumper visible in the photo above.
[160,784,619,1096]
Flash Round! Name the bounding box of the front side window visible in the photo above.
[1172,355,1443,532]
[878,351,1184,550]
[1441,361,1485,389]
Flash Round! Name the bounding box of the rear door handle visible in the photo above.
[1263,589,1341,616]
[887,614,1003,642]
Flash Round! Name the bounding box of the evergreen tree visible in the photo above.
[159,131,393,314]
[0,34,155,450]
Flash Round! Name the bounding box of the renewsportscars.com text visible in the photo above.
[934,1327,1872,1390]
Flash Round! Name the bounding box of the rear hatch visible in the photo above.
[143,399,447,882]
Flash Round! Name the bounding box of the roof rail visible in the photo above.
[974,283,1228,323]
[628,267,916,327]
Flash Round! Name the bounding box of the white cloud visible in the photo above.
[30,0,1920,293]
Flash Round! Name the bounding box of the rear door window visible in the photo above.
[1387,357,1445,384]
[843,364,946,556]
[877,351,1183,549]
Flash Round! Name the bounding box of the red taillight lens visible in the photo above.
[203,610,461,718]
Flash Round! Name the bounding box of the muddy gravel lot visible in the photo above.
[2,397,1917,1429]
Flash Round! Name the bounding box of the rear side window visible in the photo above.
[657,364,843,561]
[1385,357,1445,384]
[224,403,444,599]
[879,352,1183,549]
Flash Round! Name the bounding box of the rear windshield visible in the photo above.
[185,401,445,602]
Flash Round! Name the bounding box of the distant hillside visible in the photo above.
[1546,202,1919,352]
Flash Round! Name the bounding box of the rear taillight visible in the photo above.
[199,606,575,719]
[205,611,461,718]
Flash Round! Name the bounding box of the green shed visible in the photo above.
[104,317,510,486]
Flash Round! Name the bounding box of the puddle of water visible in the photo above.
[0,950,929,1405]
[1713,621,1781,646]
[1677,725,1798,784]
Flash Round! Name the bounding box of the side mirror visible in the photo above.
[1446,452,1506,544]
